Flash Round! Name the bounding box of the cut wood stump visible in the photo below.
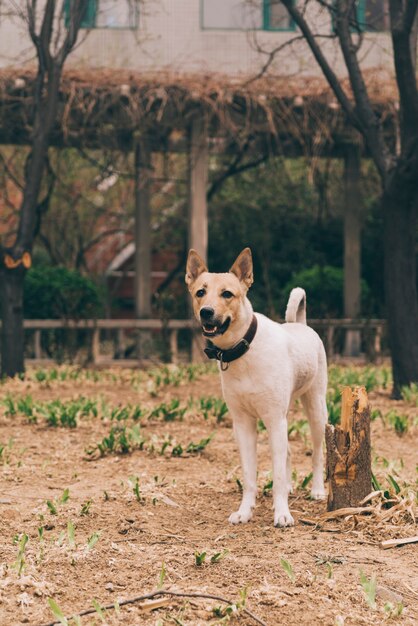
[326,386,372,511]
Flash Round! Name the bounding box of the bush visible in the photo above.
[282,265,371,318]
[24,266,103,319]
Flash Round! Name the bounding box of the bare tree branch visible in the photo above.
[281,0,358,124]
[334,0,391,177]
[389,0,418,142]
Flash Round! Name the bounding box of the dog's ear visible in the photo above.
[230,248,253,289]
[185,249,208,287]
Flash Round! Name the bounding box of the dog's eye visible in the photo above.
[196,288,206,298]
[222,290,234,299]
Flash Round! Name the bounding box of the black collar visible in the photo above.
[204,315,258,370]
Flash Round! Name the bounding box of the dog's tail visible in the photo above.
[285,287,307,324]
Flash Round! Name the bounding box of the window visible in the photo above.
[65,0,138,29]
[201,0,294,31]
[265,0,294,30]
[359,0,390,32]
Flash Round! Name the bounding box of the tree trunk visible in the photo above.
[382,153,418,398]
[325,386,372,511]
[0,267,26,377]
[343,143,362,357]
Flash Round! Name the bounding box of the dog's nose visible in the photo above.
[200,307,215,321]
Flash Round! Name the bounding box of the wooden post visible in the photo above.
[91,327,100,364]
[134,138,152,359]
[325,386,372,510]
[115,328,125,359]
[326,325,334,359]
[34,329,42,359]
[343,143,362,357]
[188,114,208,363]
[374,324,382,356]
[169,329,179,365]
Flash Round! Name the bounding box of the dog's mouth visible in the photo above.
[201,317,231,338]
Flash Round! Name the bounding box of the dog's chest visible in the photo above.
[219,356,276,403]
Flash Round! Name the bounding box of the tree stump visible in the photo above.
[325,386,372,511]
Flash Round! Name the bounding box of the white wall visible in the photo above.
[0,0,395,79]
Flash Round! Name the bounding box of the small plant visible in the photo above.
[194,551,207,566]
[401,382,418,405]
[212,587,248,621]
[46,500,58,515]
[280,557,295,582]
[13,533,29,576]
[299,471,313,490]
[257,419,266,432]
[149,398,187,422]
[171,443,183,457]
[199,396,228,422]
[386,410,409,436]
[67,520,76,548]
[92,599,106,622]
[359,570,377,610]
[3,395,36,421]
[171,434,214,457]
[48,598,69,626]
[384,601,404,618]
[186,434,214,454]
[90,424,146,457]
[129,476,145,503]
[87,532,100,550]
[288,419,309,441]
[158,561,167,589]
[0,438,14,465]
[210,549,228,563]
[46,489,70,515]
[262,478,273,496]
[80,499,92,516]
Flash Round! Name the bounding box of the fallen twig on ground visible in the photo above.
[39,588,268,626]
[380,535,418,550]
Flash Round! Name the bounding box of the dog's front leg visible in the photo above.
[266,416,294,527]
[229,412,257,524]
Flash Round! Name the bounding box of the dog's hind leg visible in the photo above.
[301,389,327,500]
[229,411,258,524]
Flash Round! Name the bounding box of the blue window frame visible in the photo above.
[201,1,294,32]
[263,1,295,31]
[64,0,138,30]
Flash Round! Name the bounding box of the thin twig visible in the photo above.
[38,588,268,626]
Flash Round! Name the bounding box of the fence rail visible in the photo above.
[0,318,387,364]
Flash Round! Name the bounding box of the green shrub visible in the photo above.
[24,266,103,320]
[282,265,371,318]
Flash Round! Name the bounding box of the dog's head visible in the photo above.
[185,248,253,339]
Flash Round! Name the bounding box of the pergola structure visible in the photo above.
[0,68,398,355]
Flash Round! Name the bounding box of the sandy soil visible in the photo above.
[0,364,417,626]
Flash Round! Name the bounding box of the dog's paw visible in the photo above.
[274,510,295,528]
[287,483,293,494]
[310,487,326,500]
[228,509,253,524]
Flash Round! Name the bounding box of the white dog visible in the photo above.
[186,247,328,527]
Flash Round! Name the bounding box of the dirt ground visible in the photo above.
[0,363,417,626]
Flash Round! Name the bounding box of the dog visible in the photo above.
[185,247,328,527]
